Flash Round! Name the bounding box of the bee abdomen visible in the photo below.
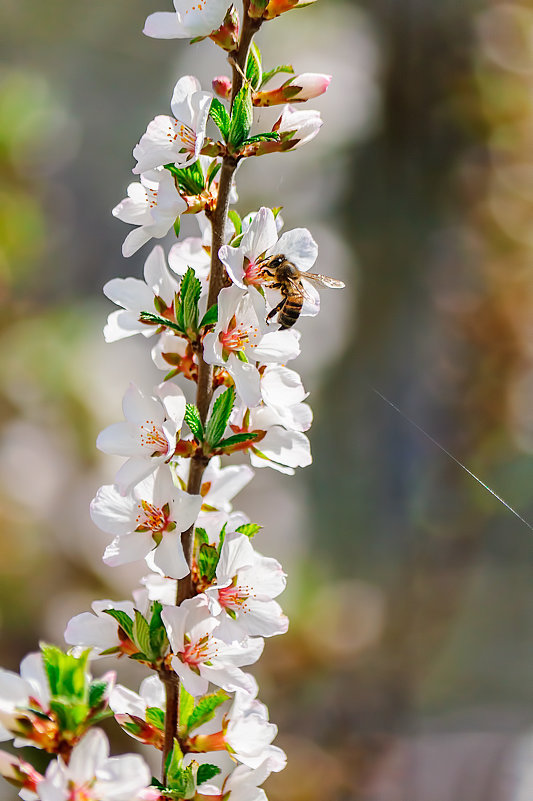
[278,297,304,329]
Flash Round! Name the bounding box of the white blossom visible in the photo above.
[112,170,186,258]
[162,596,263,696]
[274,104,323,149]
[96,383,185,495]
[133,76,212,174]
[205,532,288,637]
[90,467,201,579]
[36,730,151,801]
[103,246,179,343]
[144,0,231,40]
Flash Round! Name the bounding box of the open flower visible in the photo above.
[174,456,254,513]
[90,467,202,578]
[259,364,313,432]
[112,170,186,257]
[96,383,185,495]
[133,76,212,174]
[144,0,231,40]
[220,207,321,319]
[162,596,263,696]
[103,246,179,343]
[109,677,165,750]
[35,729,151,801]
[205,533,288,637]
[65,600,138,659]
[203,286,300,408]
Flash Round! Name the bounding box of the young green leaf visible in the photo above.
[179,687,195,734]
[196,764,222,785]
[206,160,222,188]
[103,608,134,641]
[149,601,169,658]
[197,543,219,583]
[228,209,242,238]
[216,432,259,450]
[88,680,109,709]
[133,610,153,660]
[146,706,165,730]
[199,303,218,328]
[205,386,235,447]
[235,523,262,538]
[228,86,253,150]
[241,132,280,147]
[177,268,202,334]
[187,690,229,732]
[246,42,263,90]
[173,216,181,238]
[185,404,204,441]
[139,311,184,335]
[195,527,210,548]
[209,98,231,141]
[260,64,295,88]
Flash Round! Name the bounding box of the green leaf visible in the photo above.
[88,680,109,709]
[173,216,181,238]
[199,303,218,328]
[177,268,202,334]
[228,210,242,238]
[103,608,134,641]
[228,86,253,149]
[195,527,209,547]
[206,160,222,188]
[187,690,229,732]
[41,645,89,703]
[166,740,185,788]
[260,64,295,88]
[133,610,153,659]
[197,543,220,583]
[216,432,259,450]
[241,132,280,147]
[209,98,231,141]
[205,386,235,447]
[166,739,196,798]
[235,523,262,538]
[246,42,263,90]
[165,162,205,196]
[149,601,169,658]
[197,764,222,785]
[146,706,165,730]
[179,687,195,733]
[185,404,204,441]
[139,311,184,335]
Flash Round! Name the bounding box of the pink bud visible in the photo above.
[287,73,331,100]
[212,76,232,100]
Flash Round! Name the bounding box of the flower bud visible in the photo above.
[248,0,269,17]
[264,0,318,19]
[273,105,323,150]
[209,4,240,51]
[253,73,331,106]
[213,75,232,100]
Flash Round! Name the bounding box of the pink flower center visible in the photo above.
[180,634,218,667]
[136,500,168,532]
[244,260,263,286]
[218,582,251,611]
[139,421,169,456]
[168,119,196,153]
[219,317,260,354]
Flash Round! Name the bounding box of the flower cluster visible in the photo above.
[0,2,343,800]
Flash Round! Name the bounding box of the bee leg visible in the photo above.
[266,300,284,324]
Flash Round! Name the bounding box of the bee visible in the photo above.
[256,254,345,329]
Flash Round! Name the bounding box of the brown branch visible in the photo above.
[161,2,263,781]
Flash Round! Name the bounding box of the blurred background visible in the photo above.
[2,0,533,798]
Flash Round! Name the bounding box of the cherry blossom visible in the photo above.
[103,246,179,343]
[219,206,321,319]
[161,596,263,696]
[96,383,185,494]
[90,467,202,578]
[203,285,300,408]
[109,677,165,749]
[273,104,323,149]
[35,729,151,801]
[112,170,186,258]
[133,76,212,174]
[205,532,288,637]
[65,599,138,659]
[144,0,231,40]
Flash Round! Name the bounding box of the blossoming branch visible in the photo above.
[0,1,344,799]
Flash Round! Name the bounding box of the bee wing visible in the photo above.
[303,272,345,289]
